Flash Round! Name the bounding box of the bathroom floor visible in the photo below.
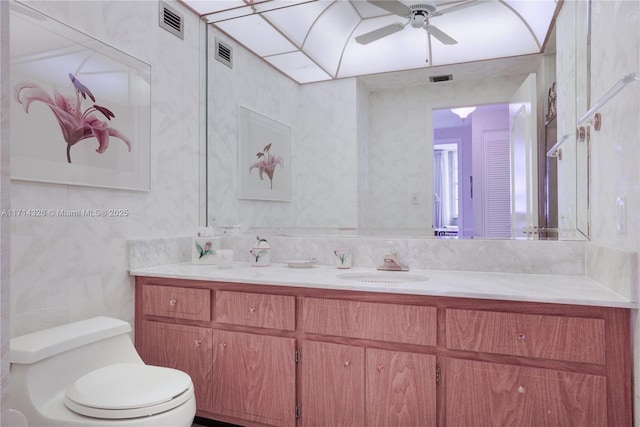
[192,417,239,427]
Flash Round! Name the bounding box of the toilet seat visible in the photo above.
[64,363,193,420]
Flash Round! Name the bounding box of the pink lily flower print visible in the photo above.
[14,73,131,163]
[249,143,283,190]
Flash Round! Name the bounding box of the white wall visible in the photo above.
[588,1,640,248]
[1,1,10,423]
[578,0,640,422]
[9,0,202,336]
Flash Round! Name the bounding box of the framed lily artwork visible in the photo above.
[10,2,151,191]
[238,107,291,201]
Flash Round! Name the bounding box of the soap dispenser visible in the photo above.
[250,236,271,267]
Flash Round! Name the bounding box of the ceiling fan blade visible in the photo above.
[356,22,405,45]
[367,0,411,17]
[425,24,458,45]
[432,0,485,17]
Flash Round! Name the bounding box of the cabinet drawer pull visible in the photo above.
[377,364,384,372]
[517,333,526,340]
[343,360,351,368]
[169,299,177,306]
[249,307,256,313]
[517,386,526,393]
[220,343,227,350]
[194,338,202,347]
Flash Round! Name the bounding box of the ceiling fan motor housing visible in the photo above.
[409,3,436,28]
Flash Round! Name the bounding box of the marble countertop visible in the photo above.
[130,263,635,309]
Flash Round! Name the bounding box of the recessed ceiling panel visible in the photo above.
[265,51,333,84]
[183,0,244,17]
[206,0,312,23]
[263,1,333,47]
[303,1,360,77]
[215,14,297,57]
[428,3,541,66]
[505,0,558,46]
[350,0,393,19]
[341,18,429,78]
[179,0,560,84]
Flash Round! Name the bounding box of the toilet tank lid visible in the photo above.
[10,317,132,364]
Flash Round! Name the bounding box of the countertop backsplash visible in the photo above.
[129,235,586,275]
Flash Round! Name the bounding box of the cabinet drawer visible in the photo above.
[446,309,606,364]
[214,290,295,331]
[302,298,437,346]
[142,284,211,321]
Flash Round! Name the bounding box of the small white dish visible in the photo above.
[285,259,316,269]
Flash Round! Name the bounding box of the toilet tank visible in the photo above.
[10,317,144,408]
[10,317,134,364]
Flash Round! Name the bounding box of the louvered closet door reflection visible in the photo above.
[482,129,510,237]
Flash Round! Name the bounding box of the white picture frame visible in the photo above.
[238,107,291,202]
[10,3,151,191]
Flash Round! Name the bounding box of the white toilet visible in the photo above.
[10,316,196,426]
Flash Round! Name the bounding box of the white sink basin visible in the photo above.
[337,272,429,284]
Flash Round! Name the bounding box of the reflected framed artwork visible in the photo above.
[10,2,151,191]
[238,107,291,201]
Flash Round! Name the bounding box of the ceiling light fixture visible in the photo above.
[451,106,476,121]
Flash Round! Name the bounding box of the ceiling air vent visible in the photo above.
[215,39,233,68]
[429,74,453,83]
[159,2,184,39]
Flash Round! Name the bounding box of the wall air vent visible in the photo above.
[159,2,184,39]
[429,74,453,83]
[215,39,233,68]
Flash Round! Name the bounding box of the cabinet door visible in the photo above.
[445,358,607,427]
[137,321,213,412]
[211,330,296,427]
[366,348,436,427]
[300,340,365,427]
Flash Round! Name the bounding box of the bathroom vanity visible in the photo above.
[132,265,632,427]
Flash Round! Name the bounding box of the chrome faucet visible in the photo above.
[377,241,410,271]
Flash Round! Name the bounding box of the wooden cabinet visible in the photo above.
[136,282,297,426]
[301,297,437,346]
[300,342,436,427]
[136,321,213,412]
[445,309,606,364]
[300,298,437,426]
[142,284,211,321]
[300,341,365,427]
[366,348,436,427]
[134,277,631,427]
[445,358,607,427]
[211,329,296,427]
[215,290,295,330]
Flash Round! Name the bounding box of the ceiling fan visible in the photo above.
[356,0,482,46]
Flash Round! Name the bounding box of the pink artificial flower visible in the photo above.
[249,143,284,189]
[14,73,131,163]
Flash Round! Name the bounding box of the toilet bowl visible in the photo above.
[10,316,196,427]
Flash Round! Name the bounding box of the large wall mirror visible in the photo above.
[202,0,590,241]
